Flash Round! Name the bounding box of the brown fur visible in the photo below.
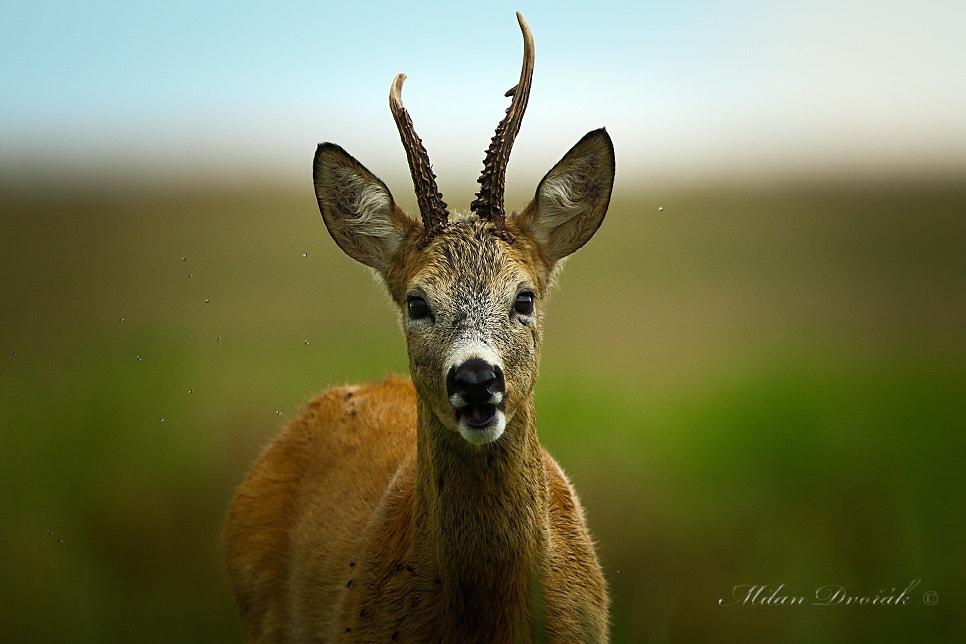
[224,377,607,641]
[224,118,615,640]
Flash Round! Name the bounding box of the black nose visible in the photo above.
[446,358,505,405]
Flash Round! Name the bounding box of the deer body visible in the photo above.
[224,13,615,642]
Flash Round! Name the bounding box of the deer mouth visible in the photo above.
[456,402,498,429]
[454,402,507,445]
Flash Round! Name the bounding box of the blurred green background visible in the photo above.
[2,177,963,642]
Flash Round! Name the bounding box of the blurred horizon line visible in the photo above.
[3,144,964,197]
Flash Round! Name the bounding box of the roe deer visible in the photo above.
[223,12,616,642]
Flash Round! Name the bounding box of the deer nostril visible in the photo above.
[457,363,495,388]
[447,358,504,405]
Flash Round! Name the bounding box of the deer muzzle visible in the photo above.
[446,358,506,440]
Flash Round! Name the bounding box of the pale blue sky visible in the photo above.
[2,0,964,188]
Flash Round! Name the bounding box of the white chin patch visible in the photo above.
[457,410,506,445]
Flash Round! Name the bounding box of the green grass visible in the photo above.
[540,357,965,643]
[1,179,964,641]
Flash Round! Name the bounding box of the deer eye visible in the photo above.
[513,291,534,316]
[407,295,431,320]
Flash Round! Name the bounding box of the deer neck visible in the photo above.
[413,395,550,630]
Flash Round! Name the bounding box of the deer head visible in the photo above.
[312,12,615,446]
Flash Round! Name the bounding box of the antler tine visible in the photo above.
[389,73,449,241]
[469,11,535,243]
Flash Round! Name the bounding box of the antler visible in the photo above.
[469,11,535,243]
[390,73,449,241]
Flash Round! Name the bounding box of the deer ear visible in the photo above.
[313,143,417,273]
[518,128,615,264]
